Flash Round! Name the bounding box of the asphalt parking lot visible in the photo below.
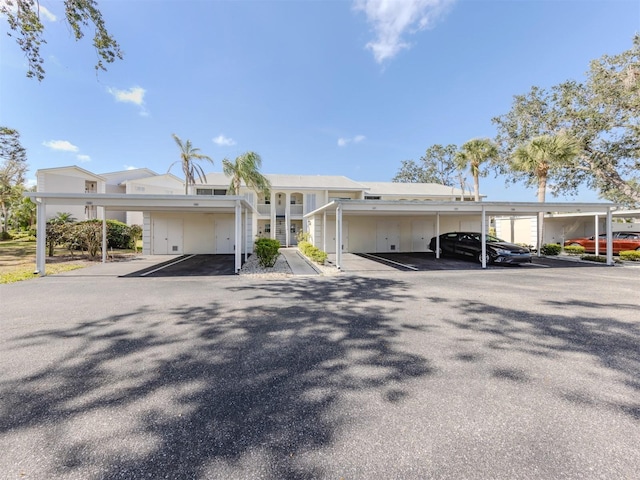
[1,263,638,479]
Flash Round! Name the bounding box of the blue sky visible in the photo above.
[1,0,639,202]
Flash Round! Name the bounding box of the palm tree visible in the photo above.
[222,151,271,196]
[455,139,498,202]
[168,134,214,194]
[512,133,580,249]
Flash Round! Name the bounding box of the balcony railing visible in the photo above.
[290,204,303,215]
[257,204,271,215]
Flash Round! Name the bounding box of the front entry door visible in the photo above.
[215,219,234,254]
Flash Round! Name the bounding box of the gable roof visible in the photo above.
[197,173,367,190]
[100,168,159,184]
[36,165,105,181]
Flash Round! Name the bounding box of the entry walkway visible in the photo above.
[279,248,320,275]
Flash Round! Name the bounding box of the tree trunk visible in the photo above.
[473,174,480,202]
[537,175,547,251]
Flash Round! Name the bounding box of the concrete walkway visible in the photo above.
[279,247,320,275]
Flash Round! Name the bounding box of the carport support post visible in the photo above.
[594,215,599,257]
[336,203,342,270]
[481,206,487,269]
[102,212,107,264]
[235,200,242,273]
[435,212,440,259]
[35,198,46,275]
[323,211,327,252]
[606,208,613,265]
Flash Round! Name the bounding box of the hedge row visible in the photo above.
[298,240,328,265]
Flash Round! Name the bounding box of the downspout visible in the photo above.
[35,198,46,275]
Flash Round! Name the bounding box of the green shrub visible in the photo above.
[619,250,640,261]
[541,243,561,256]
[564,245,585,255]
[254,238,281,267]
[298,240,328,265]
[0,231,12,240]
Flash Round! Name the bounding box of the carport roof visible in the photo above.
[304,199,620,217]
[27,192,257,213]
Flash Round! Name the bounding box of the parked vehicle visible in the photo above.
[429,232,532,265]
[564,232,640,254]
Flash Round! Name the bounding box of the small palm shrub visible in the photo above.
[254,238,280,267]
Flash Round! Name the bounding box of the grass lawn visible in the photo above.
[0,239,138,284]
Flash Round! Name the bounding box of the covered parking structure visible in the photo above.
[28,193,256,276]
[304,200,620,269]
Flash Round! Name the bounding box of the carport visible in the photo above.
[28,193,256,276]
[304,200,619,269]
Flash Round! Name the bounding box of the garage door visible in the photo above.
[376,221,400,252]
[153,217,183,254]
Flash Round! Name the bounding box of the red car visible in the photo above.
[565,232,640,254]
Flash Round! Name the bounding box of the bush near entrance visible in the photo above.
[541,244,561,256]
[254,238,280,267]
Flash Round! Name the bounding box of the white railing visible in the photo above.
[290,204,303,215]
[257,204,271,215]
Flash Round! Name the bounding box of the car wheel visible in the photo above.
[477,252,493,265]
[570,242,582,247]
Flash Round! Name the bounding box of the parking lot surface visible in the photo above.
[1,265,638,479]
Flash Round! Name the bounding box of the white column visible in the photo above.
[481,206,487,269]
[102,209,107,264]
[235,200,242,273]
[594,214,600,256]
[606,208,613,265]
[323,211,327,252]
[244,206,248,262]
[35,199,46,275]
[336,204,342,270]
[435,212,440,259]
[285,192,290,247]
[270,191,276,240]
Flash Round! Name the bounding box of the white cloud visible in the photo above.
[338,135,366,147]
[108,86,146,106]
[39,5,57,22]
[354,0,455,63]
[43,140,79,152]
[213,134,236,146]
[124,165,138,170]
[76,154,91,162]
[0,1,57,21]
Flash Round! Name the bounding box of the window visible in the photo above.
[264,223,271,233]
[196,188,213,195]
[365,195,381,200]
[214,189,227,195]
